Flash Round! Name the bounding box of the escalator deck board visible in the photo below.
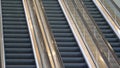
[42,0,88,68]
[1,0,36,68]
[82,0,120,58]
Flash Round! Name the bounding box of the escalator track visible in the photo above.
[42,0,88,68]
[1,0,36,68]
[82,0,120,58]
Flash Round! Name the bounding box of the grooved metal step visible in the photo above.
[1,0,36,68]
[83,0,120,58]
[42,0,88,68]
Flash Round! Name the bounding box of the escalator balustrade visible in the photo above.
[82,0,120,58]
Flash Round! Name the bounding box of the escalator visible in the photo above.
[82,0,120,58]
[1,0,36,68]
[42,0,88,68]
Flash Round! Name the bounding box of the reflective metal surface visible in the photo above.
[32,0,64,68]
[60,0,120,67]
[113,0,120,8]
[23,0,42,68]
[99,0,120,26]
[93,0,120,40]
[23,0,51,68]
[0,0,5,67]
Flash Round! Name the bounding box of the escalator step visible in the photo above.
[60,52,82,57]
[62,57,85,63]
[57,42,77,47]
[6,59,35,65]
[4,34,29,38]
[6,54,34,59]
[59,47,80,52]
[6,65,36,68]
[103,34,116,38]
[111,43,120,47]
[64,63,88,68]
[53,33,73,37]
[5,43,31,48]
[5,48,33,53]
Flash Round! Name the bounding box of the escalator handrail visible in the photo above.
[98,0,120,29]
[0,0,6,68]
[93,0,120,39]
[23,1,41,67]
[33,0,64,68]
[79,0,120,65]
[23,0,52,68]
